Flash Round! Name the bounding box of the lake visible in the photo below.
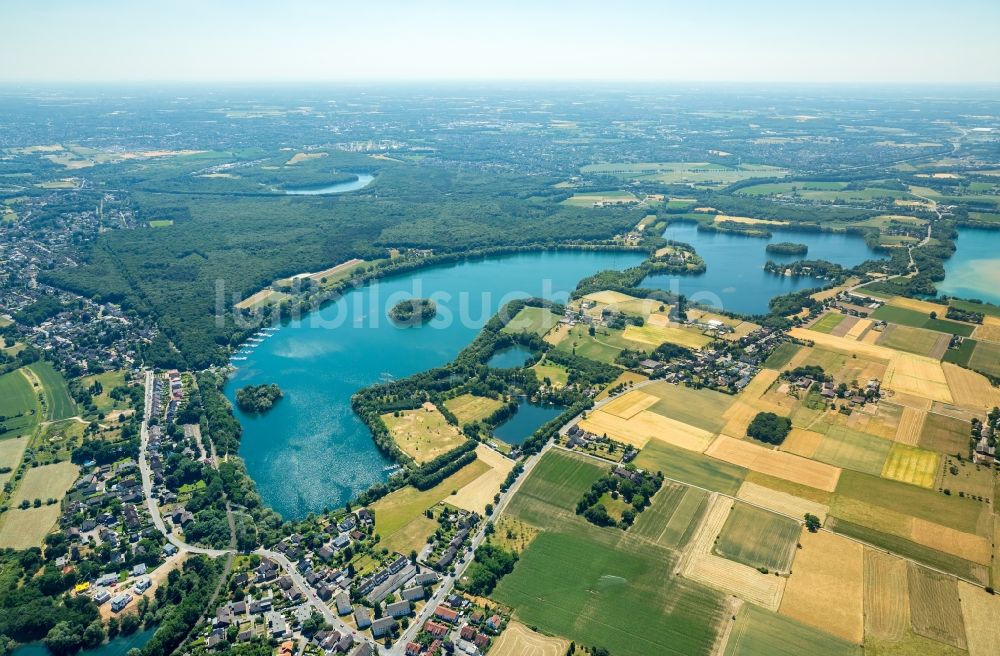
[487,344,536,369]
[642,222,881,315]
[492,398,564,445]
[937,226,1000,305]
[13,627,157,656]
[226,250,645,519]
[284,173,374,195]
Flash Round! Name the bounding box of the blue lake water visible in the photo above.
[487,344,536,369]
[492,399,564,445]
[13,627,157,656]
[937,227,1000,305]
[226,250,644,519]
[284,173,374,195]
[642,222,882,315]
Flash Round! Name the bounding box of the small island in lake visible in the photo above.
[765,242,809,256]
[236,383,283,413]
[390,298,437,326]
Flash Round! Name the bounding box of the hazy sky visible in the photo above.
[3,0,999,84]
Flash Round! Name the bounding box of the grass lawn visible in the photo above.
[493,528,726,656]
[810,312,847,334]
[634,441,746,497]
[871,305,975,337]
[381,405,466,463]
[148,219,174,227]
[555,325,638,365]
[26,361,77,420]
[444,394,505,425]
[532,361,569,387]
[0,505,63,549]
[502,307,561,337]
[0,368,40,439]
[713,503,800,573]
[643,381,736,433]
[78,370,127,413]
[371,459,490,550]
[8,461,79,506]
[725,603,860,656]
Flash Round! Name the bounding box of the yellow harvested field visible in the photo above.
[890,391,933,412]
[306,258,365,282]
[444,393,505,425]
[911,519,992,565]
[973,319,1000,343]
[600,390,658,419]
[490,622,568,656]
[680,496,786,610]
[582,290,643,306]
[0,505,62,548]
[845,318,872,340]
[863,549,910,641]
[736,481,829,523]
[450,446,515,514]
[740,368,780,399]
[0,436,28,487]
[943,363,1000,410]
[594,371,648,401]
[622,323,713,349]
[861,330,882,344]
[907,564,967,650]
[887,296,950,315]
[780,428,824,459]
[713,214,788,226]
[893,407,926,446]
[234,288,280,310]
[578,409,715,452]
[720,401,759,437]
[886,354,953,404]
[718,321,760,342]
[543,323,570,346]
[645,312,671,327]
[705,435,841,492]
[880,443,940,488]
[779,528,864,643]
[959,581,1000,656]
[9,461,79,506]
[285,151,327,165]
[381,404,465,463]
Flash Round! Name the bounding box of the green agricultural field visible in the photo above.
[581,161,786,188]
[444,393,506,425]
[835,470,983,535]
[877,324,945,357]
[810,312,847,334]
[562,190,638,207]
[941,338,977,367]
[0,369,40,439]
[493,527,726,656]
[506,449,605,528]
[26,361,76,421]
[969,340,1000,377]
[811,426,893,476]
[763,342,801,369]
[643,381,735,433]
[502,306,561,337]
[148,219,174,227]
[713,503,800,573]
[864,631,967,656]
[918,412,971,455]
[725,604,860,656]
[634,441,746,496]
[871,305,975,337]
[630,482,708,549]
